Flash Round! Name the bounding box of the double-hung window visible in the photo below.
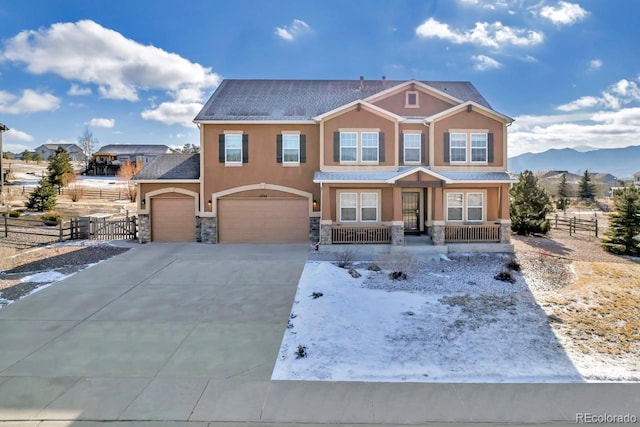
[446,192,484,222]
[282,134,300,164]
[450,133,467,163]
[360,193,378,222]
[340,193,357,222]
[403,133,421,163]
[471,133,487,163]
[340,132,358,162]
[225,134,242,164]
[361,132,379,162]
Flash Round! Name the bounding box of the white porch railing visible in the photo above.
[332,225,391,244]
[445,224,500,243]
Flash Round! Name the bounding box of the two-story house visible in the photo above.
[90,144,174,175]
[135,78,514,248]
[34,143,85,162]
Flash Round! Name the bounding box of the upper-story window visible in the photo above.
[337,131,384,164]
[471,133,488,163]
[361,132,379,162]
[225,134,242,164]
[450,133,467,163]
[282,134,300,164]
[403,133,421,163]
[340,132,358,162]
[405,91,419,108]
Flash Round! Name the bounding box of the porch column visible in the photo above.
[320,184,333,245]
[499,183,510,219]
[498,219,511,244]
[432,187,444,221]
[391,187,404,246]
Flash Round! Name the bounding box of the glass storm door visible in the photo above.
[402,192,420,233]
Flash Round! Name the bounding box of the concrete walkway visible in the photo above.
[0,243,638,426]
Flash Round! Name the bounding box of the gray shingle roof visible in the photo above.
[133,154,199,180]
[95,144,172,155]
[195,79,492,122]
[314,167,514,183]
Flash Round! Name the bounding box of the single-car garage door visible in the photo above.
[218,198,309,243]
[151,196,196,242]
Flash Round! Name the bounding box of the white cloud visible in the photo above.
[0,89,60,114]
[508,107,640,156]
[141,101,203,127]
[557,96,601,112]
[539,1,588,26]
[1,20,220,125]
[472,54,502,71]
[4,128,34,142]
[416,18,543,49]
[275,19,311,41]
[67,84,91,96]
[589,59,602,70]
[89,118,115,128]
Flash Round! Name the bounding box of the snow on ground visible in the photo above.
[272,256,592,383]
[73,176,129,188]
[20,271,70,283]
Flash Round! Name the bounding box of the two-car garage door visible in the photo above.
[218,198,309,243]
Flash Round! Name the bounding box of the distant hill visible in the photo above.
[508,146,640,178]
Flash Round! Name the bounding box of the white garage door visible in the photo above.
[218,198,309,243]
[151,197,196,242]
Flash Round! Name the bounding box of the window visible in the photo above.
[282,134,300,163]
[360,193,378,222]
[446,192,484,222]
[447,193,464,221]
[406,91,419,107]
[340,193,357,222]
[467,193,483,222]
[225,134,242,163]
[450,133,467,162]
[361,132,379,162]
[340,132,357,162]
[471,133,487,163]
[403,133,421,163]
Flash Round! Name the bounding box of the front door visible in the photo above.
[402,192,420,234]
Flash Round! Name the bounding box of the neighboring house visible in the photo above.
[136,78,514,248]
[89,144,174,175]
[634,171,640,188]
[35,143,84,162]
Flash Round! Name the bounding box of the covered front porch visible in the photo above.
[314,166,513,248]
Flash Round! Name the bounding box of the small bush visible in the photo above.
[389,271,407,280]
[494,270,516,283]
[310,292,323,299]
[506,257,521,271]
[334,249,357,268]
[41,212,61,225]
[295,345,308,359]
[1,210,21,218]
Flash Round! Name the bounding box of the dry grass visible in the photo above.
[515,231,640,359]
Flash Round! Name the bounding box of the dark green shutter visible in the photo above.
[443,132,450,163]
[421,133,426,164]
[378,132,385,162]
[300,135,306,163]
[242,134,249,163]
[487,133,494,163]
[276,134,283,163]
[399,133,404,163]
[218,134,225,163]
[333,132,340,162]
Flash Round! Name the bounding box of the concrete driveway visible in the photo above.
[0,242,638,426]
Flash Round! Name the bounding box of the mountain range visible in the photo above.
[508,146,640,178]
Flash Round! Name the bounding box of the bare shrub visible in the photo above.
[68,184,84,202]
[334,248,357,268]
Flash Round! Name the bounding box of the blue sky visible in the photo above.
[0,0,639,157]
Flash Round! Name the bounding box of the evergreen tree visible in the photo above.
[32,152,43,163]
[510,170,553,235]
[578,170,596,201]
[602,187,640,256]
[47,147,74,192]
[26,178,57,211]
[557,173,571,212]
[21,150,32,162]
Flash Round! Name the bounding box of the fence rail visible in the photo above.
[4,185,133,200]
[1,215,137,242]
[332,225,391,244]
[445,224,500,243]
[550,214,598,237]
